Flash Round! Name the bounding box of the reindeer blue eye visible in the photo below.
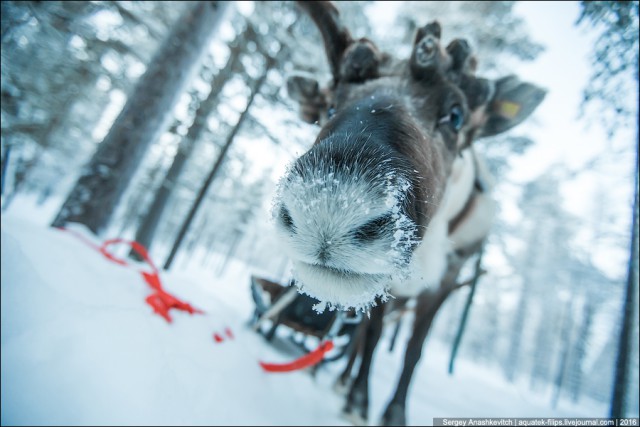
[327,107,336,119]
[438,104,465,132]
[449,105,464,131]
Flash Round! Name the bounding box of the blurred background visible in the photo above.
[1,0,638,419]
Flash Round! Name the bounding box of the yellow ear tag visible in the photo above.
[497,101,521,119]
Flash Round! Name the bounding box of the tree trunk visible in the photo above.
[504,286,529,382]
[568,299,594,403]
[1,145,11,196]
[116,155,167,237]
[163,57,275,270]
[552,298,574,408]
[610,115,639,418]
[504,222,544,382]
[51,1,230,234]
[217,232,241,274]
[129,33,246,260]
[2,151,39,212]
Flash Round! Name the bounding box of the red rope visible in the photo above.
[57,227,203,323]
[57,227,331,371]
[259,340,334,372]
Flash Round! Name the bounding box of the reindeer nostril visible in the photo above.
[353,214,394,242]
[279,206,295,231]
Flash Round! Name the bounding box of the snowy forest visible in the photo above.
[1,1,638,426]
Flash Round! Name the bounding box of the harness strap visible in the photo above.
[258,310,351,373]
[259,341,335,372]
[448,150,485,235]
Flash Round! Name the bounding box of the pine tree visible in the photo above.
[163,55,276,270]
[51,1,231,234]
[576,1,639,418]
[129,28,251,260]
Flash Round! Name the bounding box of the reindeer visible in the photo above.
[274,2,546,425]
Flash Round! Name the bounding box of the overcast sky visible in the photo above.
[508,1,635,279]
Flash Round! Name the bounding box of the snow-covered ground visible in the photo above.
[1,196,608,426]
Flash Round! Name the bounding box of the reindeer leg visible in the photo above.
[381,289,450,427]
[334,318,366,394]
[388,318,402,353]
[381,250,473,426]
[343,302,384,426]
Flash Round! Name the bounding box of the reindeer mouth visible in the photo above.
[292,261,390,311]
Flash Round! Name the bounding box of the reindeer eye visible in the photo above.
[449,105,464,131]
[327,106,336,119]
[439,104,465,132]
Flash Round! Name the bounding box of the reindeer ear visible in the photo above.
[286,71,328,125]
[286,71,320,103]
[479,75,547,138]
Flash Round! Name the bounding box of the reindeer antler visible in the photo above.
[446,39,476,75]
[296,1,354,85]
[410,21,452,80]
[445,38,493,112]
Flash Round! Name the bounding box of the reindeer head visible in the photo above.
[274,1,545,311]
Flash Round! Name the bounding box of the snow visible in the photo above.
[1,196,608,426]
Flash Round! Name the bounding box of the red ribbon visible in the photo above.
[57,227,329,369]
[259,340,334,372]
[57,227,203,323]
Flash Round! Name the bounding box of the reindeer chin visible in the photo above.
[292,261,391,312]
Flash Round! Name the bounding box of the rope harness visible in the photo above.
[58,227,204,322]
[259,309,354,372]
[57,226,334,373]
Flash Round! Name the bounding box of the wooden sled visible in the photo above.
[249,275,360,364]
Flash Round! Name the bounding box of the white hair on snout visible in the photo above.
[272,137,419,312]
